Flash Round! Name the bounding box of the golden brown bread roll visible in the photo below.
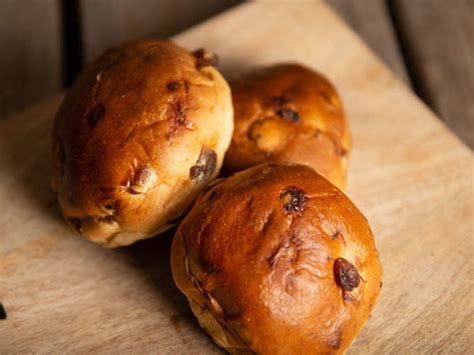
[52,40,233,247]
[171,163,382,354]
[223,64,351,189]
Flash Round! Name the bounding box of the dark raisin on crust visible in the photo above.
[104,202,114,210]
[276,108,300,122]
[334,258,361,291]
[0,303,6,320]
[192,48,218,69]
[190,147,217,181]
[101,198,121,212]
[280,188,307,215]
[209,191,218,201]
[68,218,83,233]
[87,103,105,127]
[167,82,179,91]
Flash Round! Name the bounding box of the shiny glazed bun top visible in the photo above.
[171,163,382,354]
[223,64,351,189]
[52,40,233,247]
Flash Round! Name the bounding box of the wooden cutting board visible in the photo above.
[1,1,472,353]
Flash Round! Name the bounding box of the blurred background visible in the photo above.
[0,0,472,147]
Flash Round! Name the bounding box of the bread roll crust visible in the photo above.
[52,40,233,247]
[171,163,382,354]
[223,64,351,189]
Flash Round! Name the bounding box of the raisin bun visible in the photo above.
[171,163,382,354]
[223,64,350,189]
[52,40,233,247]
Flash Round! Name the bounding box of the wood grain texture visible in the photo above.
[79,0,241,63]
[392,0,474,148]
[327,0,409,84]
[0,0,61,120]
[1,1,473,353]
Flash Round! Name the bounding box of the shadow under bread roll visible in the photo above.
[52,40,233,247]
[223,64,351,189]
[171,163,382,354]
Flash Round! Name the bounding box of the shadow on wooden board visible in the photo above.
[118,228,207,338]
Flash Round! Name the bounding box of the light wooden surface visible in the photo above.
[0,0,61,119]
[391,0,474,148]
[80,0,241,62]
[1,1,473,353]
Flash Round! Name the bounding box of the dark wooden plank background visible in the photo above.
[0,0,61,119]
[80,0,241,62]
[0,0,472,148]
[389,0,474,147]
[328,0,409,83]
